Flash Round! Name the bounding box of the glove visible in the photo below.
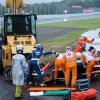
[84,62,87,66]
[56,52,59,57]
[52,50,56,54]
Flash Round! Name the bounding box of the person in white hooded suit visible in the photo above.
[12,45,29,98]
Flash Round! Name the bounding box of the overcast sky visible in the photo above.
[0,0,63,5]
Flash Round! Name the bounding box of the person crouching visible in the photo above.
[54,53,66,83]
[86,46,96,80]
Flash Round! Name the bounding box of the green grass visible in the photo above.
[38,18,100,29]
[42,30,84,51]
[38,18,100,51]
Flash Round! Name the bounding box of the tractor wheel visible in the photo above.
[0,48,3,75]
[0,63,3,75]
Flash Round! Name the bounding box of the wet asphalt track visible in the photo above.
[0,76,65,100]
[0,75,100,100]
[37,27,81,42]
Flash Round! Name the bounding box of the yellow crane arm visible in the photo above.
[6,0,23,9]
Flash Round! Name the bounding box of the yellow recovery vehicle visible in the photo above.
[0,0,37,79]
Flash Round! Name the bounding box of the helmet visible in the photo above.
[66,46,72,51]
[16,45,23,53]
[32,47,37,52]
[36,44,43,51]
[83,36,87,40]
[88,46,95,52]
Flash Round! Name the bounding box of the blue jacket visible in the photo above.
[27,50,53,60]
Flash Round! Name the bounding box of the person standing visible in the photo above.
[64,47,77,87]
[12,45,29,98]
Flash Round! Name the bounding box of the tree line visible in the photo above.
[0,0,100,15]
[25,0,100,14]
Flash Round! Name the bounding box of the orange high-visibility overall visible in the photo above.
[86,60,95,79]
[75,38,93,53]
[54,54,66,80]
[86,51,95,79]
[74,38,85,53]
[77,38,85,46]
[78,38,93,44]
[64,53,77,86]
[74,44,82,53]
[82,53,86,64]
[86,39,93,44]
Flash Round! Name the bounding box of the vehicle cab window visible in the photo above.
[4,15,32,35]
[98,32,100,38]
[7,17,12,33]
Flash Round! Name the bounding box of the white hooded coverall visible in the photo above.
[12,54,29,85]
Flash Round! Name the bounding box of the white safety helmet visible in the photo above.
[36,44,43,51]
[66,46,72,51]
[32,47,37,52]
[82,35,87,39]
[16,45,23,53]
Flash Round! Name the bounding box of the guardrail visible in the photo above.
[37,12,100,24]
[37,12,100,19]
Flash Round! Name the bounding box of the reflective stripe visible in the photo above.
[77,61,82,63]
[31,58,38,60]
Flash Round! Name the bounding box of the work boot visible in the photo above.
[15,93,23,99]
[65,84,69,87]
[15,86,22,99]
[15,94,23,99]
[71,85,76,88]
[40,83,46,86]
[88,78,91,85]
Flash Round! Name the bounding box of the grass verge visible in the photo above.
[38,18,100,63]
[38,18,100,51]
